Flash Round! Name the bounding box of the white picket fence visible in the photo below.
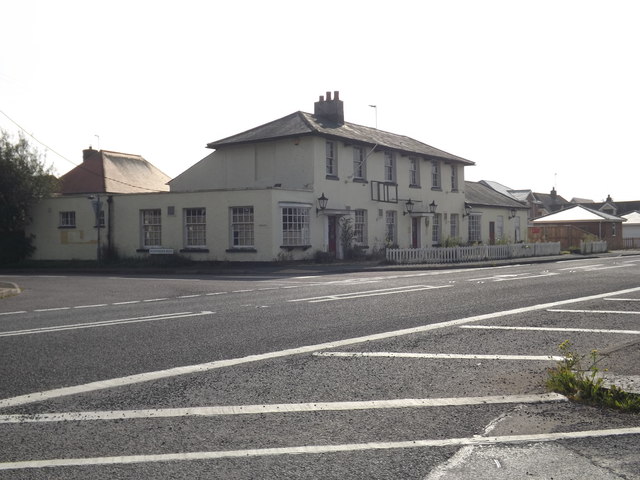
[386,242,561,265]
[580,240,607,254]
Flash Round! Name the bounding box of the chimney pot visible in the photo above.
[326,91,332,101]
[334,91,340,100]
[319,95,324,102]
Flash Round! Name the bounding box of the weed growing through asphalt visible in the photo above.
[547,340,640,413]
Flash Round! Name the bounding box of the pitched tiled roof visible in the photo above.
[59,149,171,194]
[465,181,528,209]
[206,111,474,165]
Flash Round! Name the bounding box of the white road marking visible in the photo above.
[205,292,227,295]
[290,285,452,303]
[2,286,639,409]
[0,311,26,316]
[33,307,70,312]
[0,394,566,424]
[547,308,640,315]
[73,304,108,309]
[111,301,141,305]
[605,298,640,302]
[177,294,202,298]
[142,298,168,302]
[232,289,254,293]
[582,265,634,271]
[314,352,563,361]
[2,427,640,470]
[0,311,214,338]
[461,325,640,335]
[558,264,603,271]
[467,273,558,282]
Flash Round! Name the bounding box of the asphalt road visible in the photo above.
[1,255,639,479]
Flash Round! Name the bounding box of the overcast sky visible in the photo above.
[2,0,638,202]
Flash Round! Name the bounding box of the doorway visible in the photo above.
[328,216,338,256]
[411,217,420,248]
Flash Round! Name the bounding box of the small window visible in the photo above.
[141,209,162,247]
[326,141,337,177]
[184,208,206,247]
[353,146,366,180]
[231,206,254,247]
[59,211,76,228]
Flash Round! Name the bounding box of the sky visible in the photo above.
[2,0,639,202]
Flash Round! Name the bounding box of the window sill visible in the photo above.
[280,245,312,251]
[58,226,76,229]
[180,248,210,253]
[225,248,257,253]
[325,175,339,181]
[409,184,421,189]
[431,187,442,191]
[353,178,368,184]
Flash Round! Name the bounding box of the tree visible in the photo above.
[0,130,58,264]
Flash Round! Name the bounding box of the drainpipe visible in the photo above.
[107,196,113,257]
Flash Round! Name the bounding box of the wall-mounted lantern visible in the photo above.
[403,199,414,216]
[463,202,472,217]
[429,201,438,214]
[316,192,329,214]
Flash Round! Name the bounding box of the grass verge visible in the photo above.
[547,340,640,413]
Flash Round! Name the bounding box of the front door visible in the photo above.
[411,217,420,248]
[489,221,495,245]
[328,216,338,256]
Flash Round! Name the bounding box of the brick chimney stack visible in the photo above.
[314,90,344,125]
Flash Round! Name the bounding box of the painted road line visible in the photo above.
[0,311,214,338]
[2,427,640,470]
[547,309,640,315]
[111,301,141,305]
[557,264,603,270]
[142,298,168,302]
[0,311,27,316]
[0,394,566,424]
[313,352,564,361]
[289,285,452,303]
[3,286,640,410]
[605,298,640,302]
[205,292,227,296]
[33,307,71,312]
[73,304,109,309]
[461,325,640,335]
[177,294,202,299]
[582,265,635,271]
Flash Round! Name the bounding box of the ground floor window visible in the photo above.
[282,206,310,246]
[514,216,521,242]
[184,208,206,247]
[385,210,397,245]
[141,209,161,247]
[496,215,504,241]
[432,213,441,244]
[468,214,481,243]
[354,209,368,245]
[231,206,254,247]
[450,213,459,239]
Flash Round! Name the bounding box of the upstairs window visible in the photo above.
[184,208,206,247]
[353,146,366,180]
[59,211,76,228]
[141,209,162,247]
[451,165,458,191]
[431,160,441,189]
[409,157,420,186]
[384,152,396,183]
[325,141,337,177]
